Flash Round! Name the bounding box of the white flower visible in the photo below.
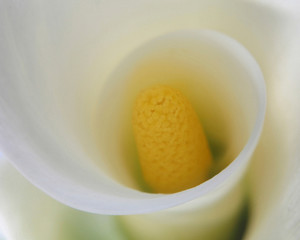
[0,0,300,239]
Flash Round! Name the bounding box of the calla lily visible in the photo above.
[0,0,300,239]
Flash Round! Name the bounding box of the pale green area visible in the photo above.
[60,211,130,240]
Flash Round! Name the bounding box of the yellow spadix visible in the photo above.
[132,85,212,193]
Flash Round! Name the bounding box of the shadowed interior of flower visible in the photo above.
[94,31,263,193]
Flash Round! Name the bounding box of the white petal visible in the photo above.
[0,0,265,215]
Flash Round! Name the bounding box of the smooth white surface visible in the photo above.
[0,227,6,240]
